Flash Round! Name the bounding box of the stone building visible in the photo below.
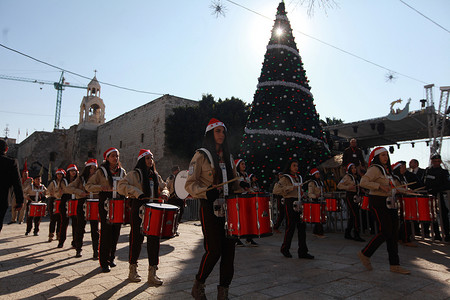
[14,76,197,182]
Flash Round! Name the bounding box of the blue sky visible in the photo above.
[1,0,449,167]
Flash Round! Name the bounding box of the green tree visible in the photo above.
[165,94,250,159]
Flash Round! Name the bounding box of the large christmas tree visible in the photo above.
[240,1,330,188]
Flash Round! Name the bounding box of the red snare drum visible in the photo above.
[67,199,78,217]
[84,199,99,221]
[302,202,326,223]
[417,196,434,222]
[29,203,47,217]
[361,196,370,210]
[325,198,339,212]
[225,193,273,238]
[140,203,179,238]
[402,197,418,221]
[54,199,61,214]
[105,199,128,224]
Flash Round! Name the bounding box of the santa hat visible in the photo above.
[310,168,320,176]
[205,118,227,134]
[56,168,66,176]
[368,147,387,167]
[249,173,257,180]
[67,164,78,172]
[346,163,355,173]
[103,147,119,160]
[85,159,98,167]
[138,149,153,161]
[234,159,243,168]
[391,161,402,170]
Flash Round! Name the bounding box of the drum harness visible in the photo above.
[31,183,45,202]
[371,164,398,209]
[284,174,303,212]
[347,174,362,204]
[198,148,232,217]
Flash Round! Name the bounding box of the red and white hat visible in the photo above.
[346,163,355,173]
[138,149,153,161]
[103,147,119,160]
[368,146,387,167]
[56,168,66,176]
[67,164,78,172]
[205,118,226,134]
[310,168,320,176]
[85,159,98,167]
[391,161,402,170]
[234,159,243,168]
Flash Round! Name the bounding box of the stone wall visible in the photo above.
[96,94,197,178]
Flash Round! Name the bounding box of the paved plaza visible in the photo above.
[0,216,449,299]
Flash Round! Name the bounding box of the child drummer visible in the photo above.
[23,174,47,236]
[86,147,126,273]
[46,168,67,242]
[118,149,169,285]
[273,159,314,260]
[65,159,99,258]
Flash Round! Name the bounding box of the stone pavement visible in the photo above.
[0,219,449,300]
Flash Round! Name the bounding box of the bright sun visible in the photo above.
[275,27,284,36]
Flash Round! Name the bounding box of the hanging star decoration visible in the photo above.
[210,0,227,18]
[385,71,397,83]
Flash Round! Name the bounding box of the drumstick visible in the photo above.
[139,197,166,202]
[392,182,416,189]
[412,186,425,192]
[202,177,242,193]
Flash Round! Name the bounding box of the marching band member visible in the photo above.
[273,159,314,260]
[46,169,67,242]
[392,161,416,247]
[65,159,99,258]
[424,154,450,242]
[118,149,169,285]
[307,168,325,238]
[185,118,240,300]
[166,165,184,232]
[358,147,410,274]
[86,148,126,273]
[337,163,365,242]
[234,159,258,247]
[23,174,47,236]
[272,172,285,234]
[57,164,79,248]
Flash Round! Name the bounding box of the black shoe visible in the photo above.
[236,240,245,247]
[109,261,116,268]
[33,232,39,236]
[75,251,82,258]
[434,235,442,241]
[281,249,292,258]
[245,239,258,247]
[101,266,111,273]
[7,221,15,225]
[25,231,29,236]
[57,243,63,248]
[299,253,315,259]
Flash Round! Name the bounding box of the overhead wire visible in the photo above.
[399,0,450,35]
[224,0,428,85]
[0,43,164,96]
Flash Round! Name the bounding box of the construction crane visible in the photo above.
[0,71,87,129]
[425,84,450,157]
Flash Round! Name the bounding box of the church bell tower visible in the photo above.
[78,75,105,130]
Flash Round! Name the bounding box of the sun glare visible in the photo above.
[276,27,284,36]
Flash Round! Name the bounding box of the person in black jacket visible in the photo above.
[424,154,450,242]
[342,138,366,176]
[0,139,24,233]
